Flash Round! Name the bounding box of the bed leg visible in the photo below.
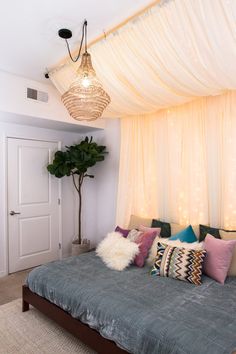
[22,285,29,312]
[22,299,29,312]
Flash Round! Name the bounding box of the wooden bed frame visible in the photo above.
[22,285,127,354]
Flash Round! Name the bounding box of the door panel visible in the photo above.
[19,215,51,256]
[8,138,60,273]
[19,146,50,204]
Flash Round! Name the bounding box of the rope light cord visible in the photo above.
[65,20,87,62]
[85,20,88,53]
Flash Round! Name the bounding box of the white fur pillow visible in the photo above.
[96,232,139,271]
[147,236,204,266]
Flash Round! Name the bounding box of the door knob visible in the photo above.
[9,210,21,215]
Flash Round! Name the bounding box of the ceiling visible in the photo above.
[0,0,152,83]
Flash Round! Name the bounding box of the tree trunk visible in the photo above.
[78,182,82,244]
[72,173,83,244]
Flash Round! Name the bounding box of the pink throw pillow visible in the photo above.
[134,231,157,267]
[138,225,161,236]
[203,234,236,284]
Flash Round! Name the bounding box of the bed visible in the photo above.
[23,251,236,354]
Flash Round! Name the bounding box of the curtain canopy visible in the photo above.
[116,91,236,229]
[49,0,236,118]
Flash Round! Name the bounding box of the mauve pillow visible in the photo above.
[115,226,130,238]
[134,231,157,267]
[204,234,236,284]
[138,225,161,236]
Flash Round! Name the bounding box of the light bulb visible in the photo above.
[82,76,90,88]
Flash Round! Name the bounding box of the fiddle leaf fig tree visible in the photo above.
[47,136,107,244]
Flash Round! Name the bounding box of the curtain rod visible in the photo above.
[88,0,161,48]
[50,0,161,72]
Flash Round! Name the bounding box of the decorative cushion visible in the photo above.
[192,225,200,239]
[147,237,203,266]
[199,224,221,241]
[170,223,199,239]
[138,225,161,236]
[170,223,186,236]
[169,225,197,243]
[134,231,157,267]
[151,242,206,285]
[96,232,139,271]
[127,229,143,242]
[128,215,152,229]
[203,234,236,284]
[115,225,130,237]
[220,230,236,276]
[151,219,171,238]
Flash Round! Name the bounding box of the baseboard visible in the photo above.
[0,270,7,278]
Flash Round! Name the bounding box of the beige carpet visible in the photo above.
[0,269,31,305]
[0,299,96,354]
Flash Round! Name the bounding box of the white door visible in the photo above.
[8,138,60,273]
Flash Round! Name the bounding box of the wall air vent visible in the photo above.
[27,88,48,103]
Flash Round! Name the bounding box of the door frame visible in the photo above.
[4,134,62,275]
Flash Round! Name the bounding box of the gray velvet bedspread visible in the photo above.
[26,252,236,354]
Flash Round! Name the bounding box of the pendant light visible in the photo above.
[59,20,111,121]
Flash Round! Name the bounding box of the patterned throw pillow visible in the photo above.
[151,242,206,285]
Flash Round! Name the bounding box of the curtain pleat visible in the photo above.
[116,91,236,229]
[49,0,236,118]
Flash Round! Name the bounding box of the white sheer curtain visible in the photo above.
[48,0,236,228]
[49,0,236,118]
[116,91,236,229]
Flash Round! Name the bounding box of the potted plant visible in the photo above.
[47,136,107,255]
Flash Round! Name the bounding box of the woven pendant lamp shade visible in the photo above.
[62,53,111,121]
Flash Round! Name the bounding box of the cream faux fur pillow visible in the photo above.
[147,236,204,266]
[96,232,139,271]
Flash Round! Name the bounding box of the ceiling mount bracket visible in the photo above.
[58,28,72,39]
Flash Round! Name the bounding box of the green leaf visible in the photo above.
[47,136,107,182]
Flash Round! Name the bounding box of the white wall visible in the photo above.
[0,70,105,130]
[0,70,120,277]
[95,118,120,241]
[0,118,120,276]
[81,119,120,246]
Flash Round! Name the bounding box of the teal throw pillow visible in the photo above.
[169,225,197,243]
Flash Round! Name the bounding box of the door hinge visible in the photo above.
[58,198,61,205]
[59,243,62,250]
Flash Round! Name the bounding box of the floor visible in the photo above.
[0,269,32,305]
